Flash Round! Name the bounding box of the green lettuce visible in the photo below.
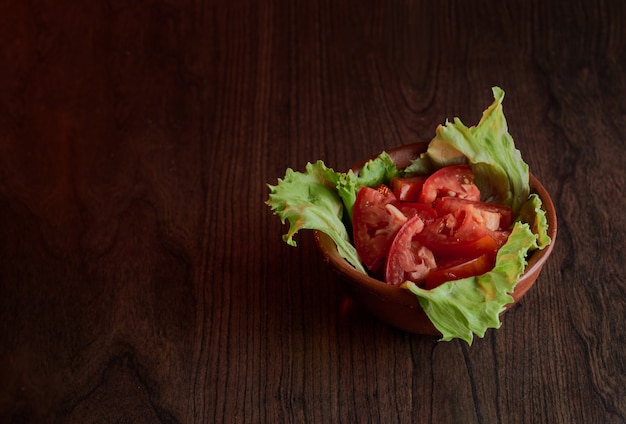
[518,193,551,249]
[406,87,529,214]
[403,221,541,344]
[266,154,399,274]
[336,151,400,220]
[266,161,364,273]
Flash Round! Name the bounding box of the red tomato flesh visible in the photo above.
[396,202,437,225]
[353,187,440,275]
[416,215,508,259]
[424,254,493,290]
[385,215,437,286]
[418,165,481,205]
[435,197,514,230]
[352,186,403,274]
[390,176,427,202]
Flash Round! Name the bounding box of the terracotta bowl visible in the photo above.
[314,142,558,335]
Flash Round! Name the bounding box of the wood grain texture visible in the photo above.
[1,0,625,422]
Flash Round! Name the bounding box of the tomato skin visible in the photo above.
[390,176,427,202]
[385,215,437,286]
[353,186,401,274]
[418,165,480,205]
[424,254,494,290]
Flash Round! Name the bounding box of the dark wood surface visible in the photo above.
[1,1,625,422]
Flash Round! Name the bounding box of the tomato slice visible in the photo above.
[418,165,481,205]
[352,186,406,274]
[435,197,514,230]
[385,215,437,286]
[395,202,437,225]
[424,254,494,290]
[416,205,509,259]
[418,221,490,257]
[390,176,427,202]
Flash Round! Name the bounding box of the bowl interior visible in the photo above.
[314,142,557,334]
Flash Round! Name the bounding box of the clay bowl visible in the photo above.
[314,142,557,335]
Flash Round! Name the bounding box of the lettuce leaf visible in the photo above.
[335,151,400,220]
[406,87,530,214]
[266,153,400,273]
[518,193,551,249]
[403,221,541,344]
[266,161,366,273]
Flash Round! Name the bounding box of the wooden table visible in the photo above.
[1,1,625,422]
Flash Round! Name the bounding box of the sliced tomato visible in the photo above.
[435,197,514,230]
[390,176,427,202]
[418,222,490,258]
[424,254,494,290]
[352,186,406,274]
[418,165,480,205]
[395,202,437,225]
[489,229,511,251]
[416,207,510,259]
[385,215,437,286]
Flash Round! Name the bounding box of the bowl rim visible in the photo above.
[314,141,558,308]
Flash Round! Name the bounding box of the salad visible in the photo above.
[266,87,551,343]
